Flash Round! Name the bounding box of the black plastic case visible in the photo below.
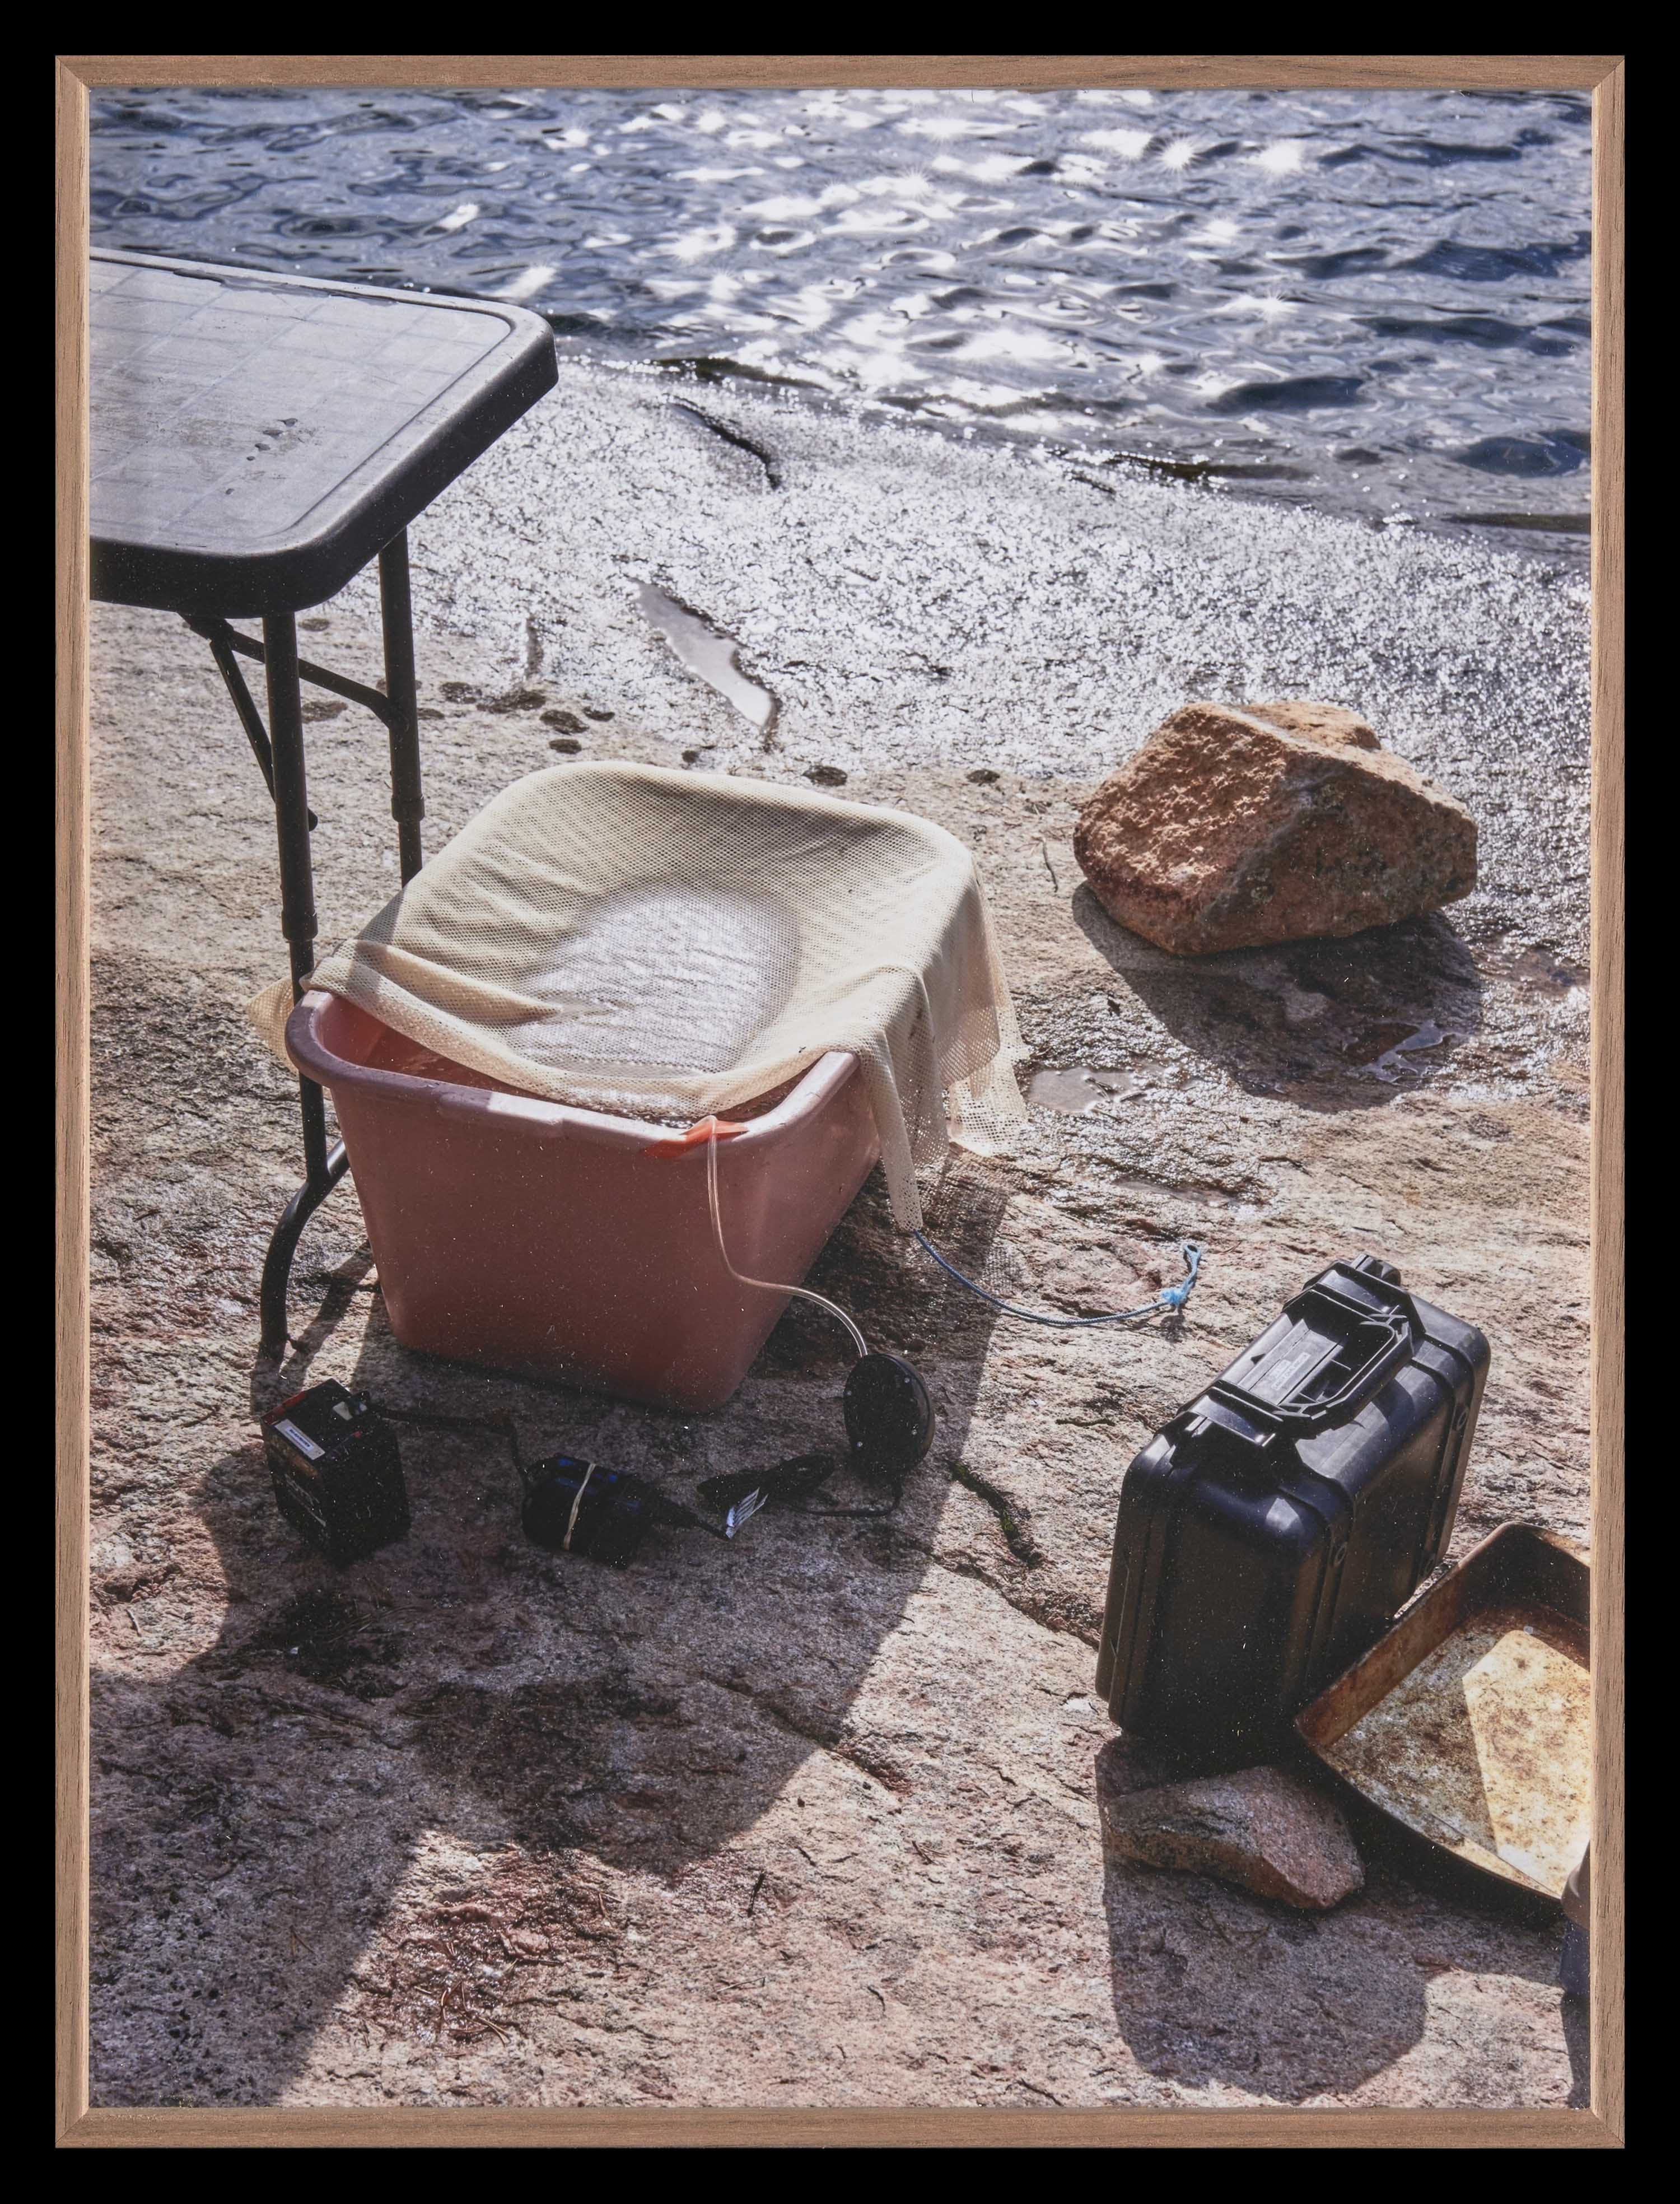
[1095,1256,1489,1765]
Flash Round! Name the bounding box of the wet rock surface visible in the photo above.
[87,363,1589,2110]
[1099,1763,1365,1912]
[1075,701,1477,956]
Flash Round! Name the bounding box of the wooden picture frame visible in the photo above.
[56,53,1625,2149]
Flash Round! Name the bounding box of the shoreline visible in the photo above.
[556,341,1594,566]
[85,240,1594,558]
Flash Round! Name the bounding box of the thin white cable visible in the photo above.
[561,1461,595,1552]
[703,1117,869,1359]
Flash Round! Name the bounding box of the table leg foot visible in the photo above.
[260,1141,350,1358]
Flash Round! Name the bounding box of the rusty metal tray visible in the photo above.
[1294,1523,1589,1910]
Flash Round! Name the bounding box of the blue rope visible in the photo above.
[913,1234,1203,1330]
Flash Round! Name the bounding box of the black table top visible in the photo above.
[90,250,557,620]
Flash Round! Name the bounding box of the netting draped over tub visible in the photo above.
[249,761,1026,1229]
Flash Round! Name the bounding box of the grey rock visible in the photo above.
[1102,1764,1365,1909]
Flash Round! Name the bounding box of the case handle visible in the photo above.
[1209,1307,1416,1437]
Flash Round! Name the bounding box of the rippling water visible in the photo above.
[91,85,1592,552]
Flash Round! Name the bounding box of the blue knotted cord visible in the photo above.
[913,1234,1203,1330]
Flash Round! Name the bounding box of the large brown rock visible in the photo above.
[1074,700,1476,954]
[1101,1763,1365,1911]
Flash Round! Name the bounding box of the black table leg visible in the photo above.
[210,572,430,1355]
[379,531,426,883]
[267,614,325,1167]
[259,1141,349,1357]
[259,611,347,1357]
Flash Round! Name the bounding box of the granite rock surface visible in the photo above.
[87,363,1590,2111]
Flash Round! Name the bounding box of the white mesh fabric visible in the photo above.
[249,761,1025,1229]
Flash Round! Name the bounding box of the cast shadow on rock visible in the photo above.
[1072,884,1485,1113]
[1094,1736,1576,2103]
[1561,1986,1590,2109]
[93,1155,1006,2105]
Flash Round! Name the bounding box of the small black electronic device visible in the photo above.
[693,1352,937,1540]
[520,1352,939,1563]
[843,1352,935,1476]
[519,1455,671,1569]
[261,1380,410,1567]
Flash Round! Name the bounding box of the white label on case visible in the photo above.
[274,1418,325,1462]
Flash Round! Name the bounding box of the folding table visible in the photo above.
[89,248,558,1353]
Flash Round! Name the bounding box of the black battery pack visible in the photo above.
[262,1380,410,1567]
[520,1454,659,1568]
[1095,1255,1489,1767]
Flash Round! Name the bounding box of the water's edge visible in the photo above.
[90,85,1592,565]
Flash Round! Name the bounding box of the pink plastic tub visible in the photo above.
[285,991,880,1411]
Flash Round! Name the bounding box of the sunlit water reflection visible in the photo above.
[91,85,1592,553]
